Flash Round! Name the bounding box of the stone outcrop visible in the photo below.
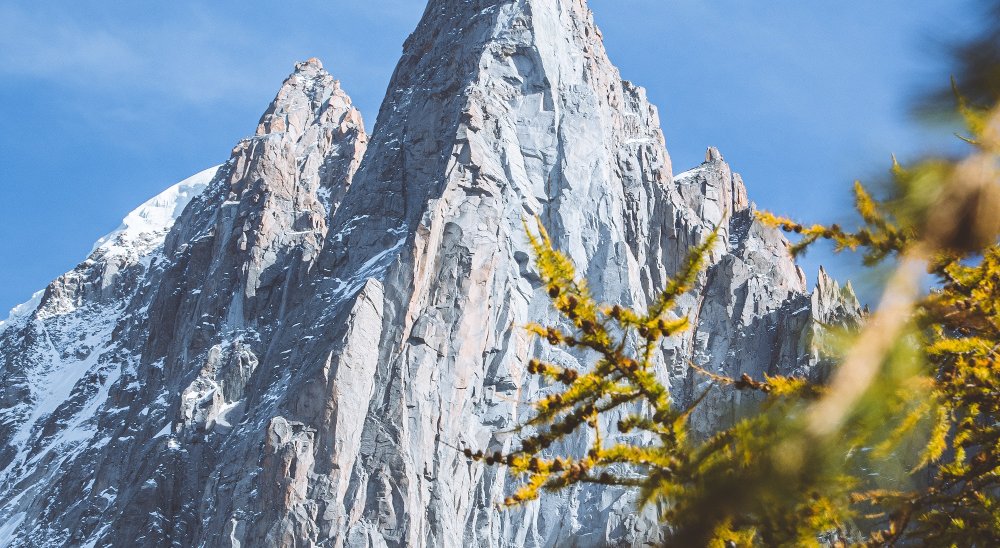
[0,1,860,546]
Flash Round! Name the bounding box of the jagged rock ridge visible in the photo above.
[0,1,859,546]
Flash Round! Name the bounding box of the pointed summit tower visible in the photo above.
[0,1,859,546]
[235,1,859,545]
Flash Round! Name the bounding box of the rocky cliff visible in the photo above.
[0,0,859,546]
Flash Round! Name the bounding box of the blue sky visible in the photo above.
[0,0,973,313]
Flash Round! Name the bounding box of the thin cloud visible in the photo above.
[0,3,297,106]
[0,4,142,81]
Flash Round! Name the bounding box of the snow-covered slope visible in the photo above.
[1,165,218,334]
[0,293,42,340]
[0,166,219,546]
[90,166,219,259]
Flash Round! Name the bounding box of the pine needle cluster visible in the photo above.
[464,220,857,546]
[756,94,1000,545]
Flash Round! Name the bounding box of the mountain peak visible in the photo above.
[0,2,860,546]
[298,56,323,70]
[255,59,360,138]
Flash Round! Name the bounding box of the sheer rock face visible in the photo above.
[0,1,859,547]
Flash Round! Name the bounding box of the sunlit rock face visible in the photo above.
[0,1,859,546]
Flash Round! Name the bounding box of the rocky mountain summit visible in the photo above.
[0,0,860,546]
